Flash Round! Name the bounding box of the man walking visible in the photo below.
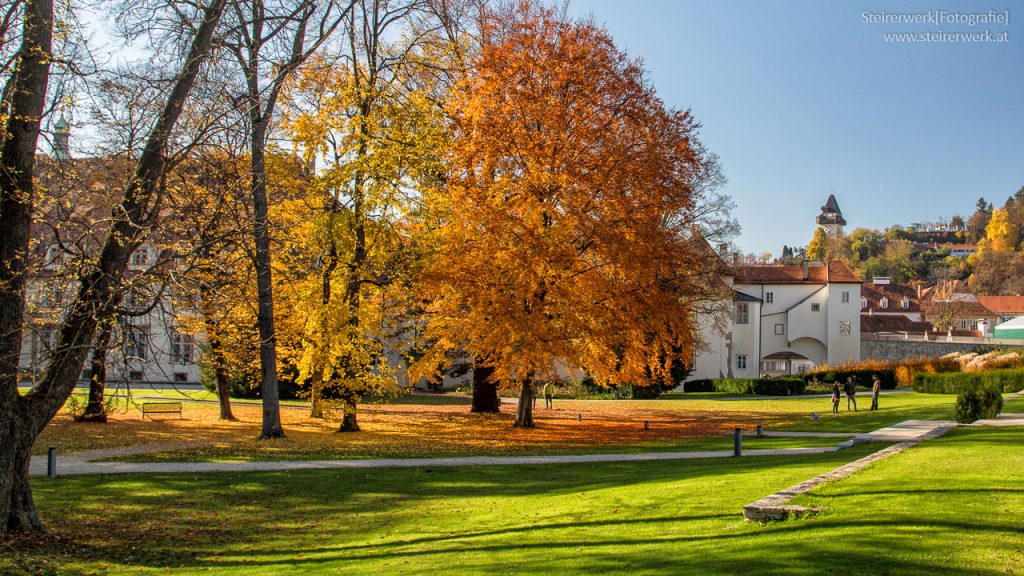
[844,377,858,412]
[871,374,881,411]
[543,381,554,409]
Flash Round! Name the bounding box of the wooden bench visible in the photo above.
[142,402,183,420]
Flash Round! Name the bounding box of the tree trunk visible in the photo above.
[0,431,42,533]
[209,335,235,421]
[0,0,53,535]
[309,384,324,418]
[77,323,112,423]
[514,379,534,428]
[200,289,235,421]
[0,0,226,533]
[249,114,284,439]
[337,397,359,432]
[471,365,500,413]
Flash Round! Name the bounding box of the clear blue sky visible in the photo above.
[569,0,1024,255]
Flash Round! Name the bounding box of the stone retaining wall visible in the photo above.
[860,340,1024,362]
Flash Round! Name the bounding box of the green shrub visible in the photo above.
[803,368,898,390]
[955,387,1003,423]
[913,368,1024,394]
[712,378,806,396]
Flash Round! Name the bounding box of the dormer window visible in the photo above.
[902,298,910,310]
[880,297,889,309]
[860,297,867,309]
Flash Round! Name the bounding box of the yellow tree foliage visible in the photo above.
[278,42,447,430]
[806,226,828,261]
[979,207,1018,253]
[414,3,730,428]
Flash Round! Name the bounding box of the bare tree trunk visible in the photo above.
[471,364,500,413]
[0,0,226,533]
[77,322,112,423]
[514,378,534,428]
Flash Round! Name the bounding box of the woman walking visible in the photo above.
[831,381,841,414]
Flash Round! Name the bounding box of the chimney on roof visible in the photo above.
[801,260,808,281]
[917,284,922,299]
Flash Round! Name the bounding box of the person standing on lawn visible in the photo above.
[844,377,858,412]
[831,381,841,414]
[871,374,882,410]
[543,382,554,409]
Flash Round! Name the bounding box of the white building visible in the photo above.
[690,260,862,380]
[19,241,201,387]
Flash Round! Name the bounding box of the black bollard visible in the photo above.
[733,428,742,457]
[644,420,649,431]
[47,446,57,478]
[756,424,764,437]
[577,413,582,422]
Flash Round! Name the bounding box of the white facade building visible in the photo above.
[19,242,201,387]
[689,261,862,380]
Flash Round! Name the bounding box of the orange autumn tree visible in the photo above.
[414,3,731,428]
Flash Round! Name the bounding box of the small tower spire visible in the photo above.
[53,113,70,160]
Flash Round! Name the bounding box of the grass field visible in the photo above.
[6,426,1022,575]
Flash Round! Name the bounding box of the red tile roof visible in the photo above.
[860,314,933,334]
[976,295,1024,315]
[735,260,861,285]
[861,283,922,314]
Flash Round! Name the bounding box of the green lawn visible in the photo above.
[651,391,960,432]
[9,426,1023,575]
[111,434,848,463]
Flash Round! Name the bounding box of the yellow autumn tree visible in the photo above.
[279,16,448,431]
[414,3,731,428]
[979,207,1018,253]
[806,226,828,261]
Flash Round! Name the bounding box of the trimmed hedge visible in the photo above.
[802,368,898,390]
[955,387,1003,423]
[912,368,1024,394]
[682,379,715,393]
[713,378,806,396]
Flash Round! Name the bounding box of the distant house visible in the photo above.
[921,290,999,337]
[913,243,978,258]
[689,260,862,380]
[977,296,1024,326]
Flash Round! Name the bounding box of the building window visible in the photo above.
[880,297,888,309]
[124,325,149,360]
[762,360,782,372]
[170,331,193,364]
[765,292,774,304]
[131,246,150,267]
[736,354,747,370]
[902,298,910,310]
[811,303,821,312]
[774,323,785,335]
[839,320,852,335]
[129,370,144,381]
[861,297,867,309]
[173,372,189,382]
[842,290,850,303]
[959,320,967,330]
[736,302,749,324]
